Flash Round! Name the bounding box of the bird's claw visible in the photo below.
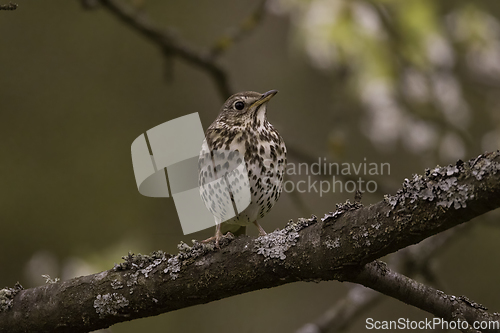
[200,231,234,249]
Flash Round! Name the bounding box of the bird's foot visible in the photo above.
[253,221,267,237]
[200,230,234,249]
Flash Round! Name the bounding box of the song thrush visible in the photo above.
[198,90,287,246]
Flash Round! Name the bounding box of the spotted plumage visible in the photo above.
[198,90,287,245]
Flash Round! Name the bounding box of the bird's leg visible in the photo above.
[201,223,236,248]
[214,223,224,248]
[253,221,267,236]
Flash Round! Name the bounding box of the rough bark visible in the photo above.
[1,151,500,333]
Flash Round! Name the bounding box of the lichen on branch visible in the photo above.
[1,151,500,333]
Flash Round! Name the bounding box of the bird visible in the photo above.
[198,90,287,247]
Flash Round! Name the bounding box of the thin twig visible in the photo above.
[96,0,233,99]
[297,285,380,333]
[89,0,270,101]
[348,261,499,333]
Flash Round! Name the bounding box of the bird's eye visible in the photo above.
[234,101,245,110]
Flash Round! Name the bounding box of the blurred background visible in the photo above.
[1,0,500,332]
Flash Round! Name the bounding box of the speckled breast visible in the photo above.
[198,124,286,226]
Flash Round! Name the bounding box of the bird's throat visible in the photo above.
[252,104,268,129]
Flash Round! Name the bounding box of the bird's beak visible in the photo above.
[252,90,278,108]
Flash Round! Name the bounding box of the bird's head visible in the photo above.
[215,90,278,128]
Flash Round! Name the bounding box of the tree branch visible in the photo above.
[93,0,232,99]
[1,151,500,332]
[348,261,500,333]
[85,0,269,100]
[296,226,463,333]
